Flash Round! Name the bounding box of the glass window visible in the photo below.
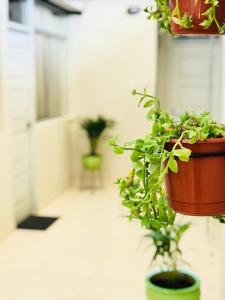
[35,32,67,120]
[9,0,29,24]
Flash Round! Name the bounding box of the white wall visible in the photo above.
[68,0,158,184]
[35,117,72,209]
[157,35,222,119]
[0,131,14,237]
[33,5,72,209]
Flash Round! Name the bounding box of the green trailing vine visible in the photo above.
[144,0,172,34]
[109,89,225,229]
[172,0,193,29]
[145,0,225,34]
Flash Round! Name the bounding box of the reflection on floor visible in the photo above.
[0,188,222,300]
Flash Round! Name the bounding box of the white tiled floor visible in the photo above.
[0,188,222,300]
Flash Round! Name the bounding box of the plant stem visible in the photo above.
[175,0,181,19]
[211,0,222,31]
[113,144,146,154]
[90,137,98,155]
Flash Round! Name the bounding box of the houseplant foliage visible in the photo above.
[145,0,225,35]
[109,89,225,227]
[81,116,114,171]
[145,223,200,299]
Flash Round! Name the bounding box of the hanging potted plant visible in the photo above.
[109,89,225,221]
[145,223,200,300]
[81,116,114,171]
[145,0,225,35]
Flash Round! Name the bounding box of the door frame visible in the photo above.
[8,23,36,223]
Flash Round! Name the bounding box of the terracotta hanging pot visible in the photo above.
[165,138,225,216]
[169,0,225,35]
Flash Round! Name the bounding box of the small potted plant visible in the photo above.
[145,0,225,35]
[109,89,225,221]
[81,116,114,171]
[145,223,200,299]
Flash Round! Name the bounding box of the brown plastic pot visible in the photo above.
[169,0,225,35]
[165,138,225,216]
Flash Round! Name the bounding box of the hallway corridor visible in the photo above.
[0,188,221,300]
[0,190,220,300]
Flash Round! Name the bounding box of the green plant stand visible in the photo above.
[82,155,102,171]
[79,155,103,190]
[146,271,200,300]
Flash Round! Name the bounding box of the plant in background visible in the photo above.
[81,116,114,171]
[81,116,115,155]
[109,89,225,228]
[145,222,201,298]
[145,0,225,35]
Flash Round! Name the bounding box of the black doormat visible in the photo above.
[17,215,59,230]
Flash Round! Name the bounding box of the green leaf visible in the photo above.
[144,100,155,108]
[152,122,161,135]
[168,157,178,173]
[172,17,181,26]
[135,168,143,179]
[150,219,162,230]
[189,135,198,144]
[188,131,196,139]
[200,19,213,29]
[132,89,137,96]
[131,150,140,162]
[173,149,191,157]
[113,146,124,154]
[179,156,190,162]
[202,7,213,17]
[107,136,117,146]
[147,109,157,120]
[150,193,157,205]
[173,148,191,162]
[200,132,208,141]
[158,206,168,222]
[175,223,190,242]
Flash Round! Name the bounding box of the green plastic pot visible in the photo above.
[146,271,200,300]
[82,155,102,171]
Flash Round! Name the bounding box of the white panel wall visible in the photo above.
[68,0,158,184]
[0,133,14,237]
[157,35,222,119]
[33,5,72,209]
[35,117,72,209]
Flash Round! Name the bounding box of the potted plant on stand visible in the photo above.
[145,223,200,300]
[145,0,225,35]
[81,116,114,171]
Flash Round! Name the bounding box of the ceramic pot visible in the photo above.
[146,270,200,300]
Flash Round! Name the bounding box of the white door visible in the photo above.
[8,28,33,224]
